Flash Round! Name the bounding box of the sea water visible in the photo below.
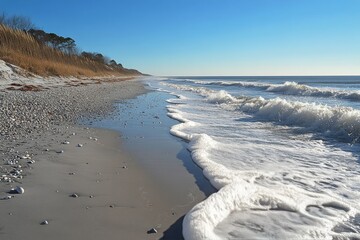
[147,76,360,240]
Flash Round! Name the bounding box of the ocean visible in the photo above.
[148,76,360,239]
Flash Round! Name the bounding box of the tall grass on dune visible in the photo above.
[0,24,135,77]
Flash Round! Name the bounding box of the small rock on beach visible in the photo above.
[10,186,24,194]
[70,193,79,198]
[41,220,49,225]
[147,228,158,234]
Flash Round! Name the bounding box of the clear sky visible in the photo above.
[1,0,359,76]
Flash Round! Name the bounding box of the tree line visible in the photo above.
[0,13,124,68]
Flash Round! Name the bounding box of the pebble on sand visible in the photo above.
[77,143,83,147]
[41,220,49,225]
[70,193,79,198]
[1,195,13,200]
[147,228,158,234]
[11,186,24,194]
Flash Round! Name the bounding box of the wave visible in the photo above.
[160,81,360,239]
[181,79,360,101]
[164,83,360,143]
[166,105,359,240]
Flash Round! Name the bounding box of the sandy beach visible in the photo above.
[0,79,214,239]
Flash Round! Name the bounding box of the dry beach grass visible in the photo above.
[0,25,139,77]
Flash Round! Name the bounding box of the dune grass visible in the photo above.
[0,24,138,77]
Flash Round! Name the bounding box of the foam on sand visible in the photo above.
[167,107,360,240]
[162,82,360,240]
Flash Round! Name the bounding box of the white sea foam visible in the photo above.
[181,79,360,101]
[157,80,360,240]
[167,106,360,240]
[165,83,360,143]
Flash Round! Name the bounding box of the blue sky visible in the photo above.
[1,0,359,76]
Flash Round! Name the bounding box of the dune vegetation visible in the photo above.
[0,19,141,77]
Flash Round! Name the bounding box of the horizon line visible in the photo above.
[160,74,360,78]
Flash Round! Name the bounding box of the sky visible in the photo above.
[0,0,359,76]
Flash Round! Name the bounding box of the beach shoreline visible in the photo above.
[0,78,213,239]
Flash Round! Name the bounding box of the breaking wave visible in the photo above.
[152,77,360,240]
[165,83,360,143]
[181,79,360,101]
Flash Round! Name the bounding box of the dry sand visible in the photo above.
[0,79,213,239]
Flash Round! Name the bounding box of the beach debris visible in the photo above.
[10,186,24,194]
[77,143,83,147]
[72,132,76,136]
[147,228,158,234]
[45,148,49,152]
[122,166,127,169]
[41,220,49,225]
[69,172,75,175]
[70,193,79,198]
[56,150,64,154]
[62,141,70,145]
[89,195,94,198]
[27,160,35,164]
[109,204,115,208]
[154,116,159,119]
[93,138,98,141]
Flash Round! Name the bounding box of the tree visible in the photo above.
[81,52,108,64]
[28,29,77,54]
[109,59,123,69]
[4,15,34,30]
[28,29,47,43]
[0,13,6,25]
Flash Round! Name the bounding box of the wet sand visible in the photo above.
[0,79,214,239]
